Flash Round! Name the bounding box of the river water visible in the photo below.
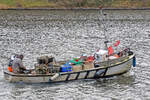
[0,9,150,100]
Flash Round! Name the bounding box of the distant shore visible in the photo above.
[1,0,150,10]
[1,7,150,10]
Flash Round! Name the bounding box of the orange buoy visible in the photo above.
[8,66,13,72]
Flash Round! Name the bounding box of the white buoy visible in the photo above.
[50,73,59,81]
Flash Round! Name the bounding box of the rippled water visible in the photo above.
[0,9,150,100]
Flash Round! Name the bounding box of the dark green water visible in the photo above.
[0,10,150,100]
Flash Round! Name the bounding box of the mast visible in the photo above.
[99,6,110,67]
[98,7,109,51]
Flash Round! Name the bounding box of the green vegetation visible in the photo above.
[0,0,16,6]
[0,0,150,9]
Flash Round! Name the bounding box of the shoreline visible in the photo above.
[1,7,150,10]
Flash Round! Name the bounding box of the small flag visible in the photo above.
[113,40,120,47]
[108,46,114,56]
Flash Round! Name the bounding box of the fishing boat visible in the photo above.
[3,48,136,83]
[3,8,136,83]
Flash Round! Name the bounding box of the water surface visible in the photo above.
[0,9,150,100]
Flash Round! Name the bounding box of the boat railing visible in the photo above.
[97,56,129,67]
